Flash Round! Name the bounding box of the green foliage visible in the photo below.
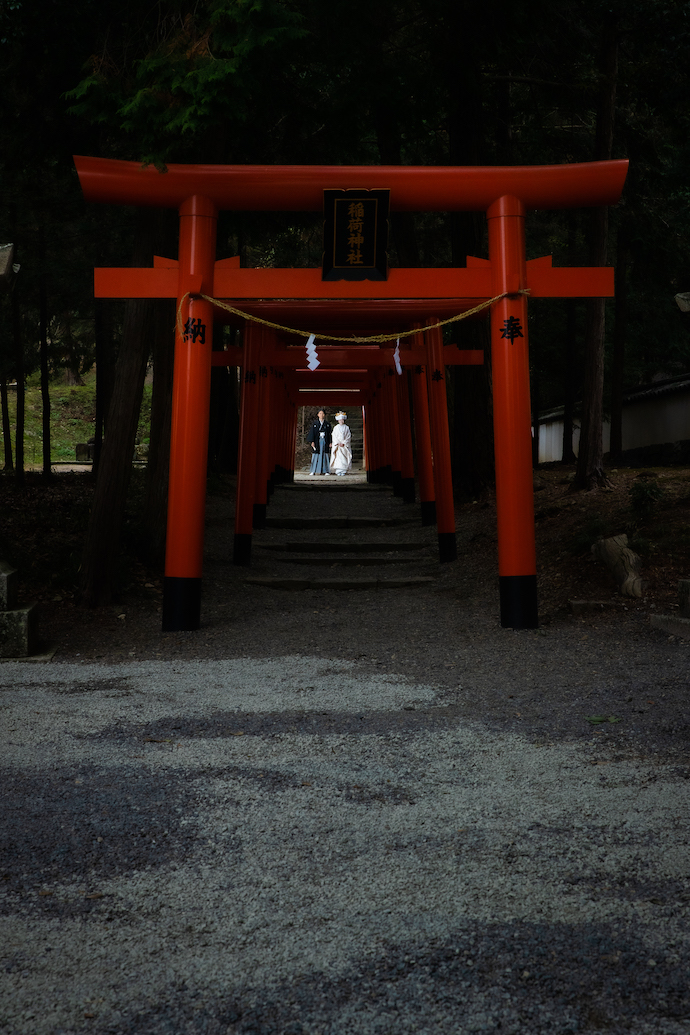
[67,0,309,164]
[1,379,152,464]
[629,477,666,520]
[569,514,616,554]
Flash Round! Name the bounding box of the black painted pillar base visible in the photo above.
[268,472,275,497]
[401,477,415,504]
[233,532,252,566]
[392,470,402,497]
[383,464,393,485]
[253,502,267,529]
[438,531,457,563]
[162,577,201,632]
[421,500,436,526]
[499,574,538,629]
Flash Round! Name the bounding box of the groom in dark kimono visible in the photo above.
[307,410,332,475]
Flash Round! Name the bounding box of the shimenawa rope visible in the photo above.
[176,288,529,345]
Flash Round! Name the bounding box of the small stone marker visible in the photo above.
[0,558,38,658]
[0,559,18,610]
[649,580,690,639]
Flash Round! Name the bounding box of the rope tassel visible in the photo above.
[393,338,402,375]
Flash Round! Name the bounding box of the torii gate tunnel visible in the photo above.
[75,156,628,633]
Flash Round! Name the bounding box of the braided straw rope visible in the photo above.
[176,288,529,345]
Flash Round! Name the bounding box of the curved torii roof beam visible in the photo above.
[75,156,628,212]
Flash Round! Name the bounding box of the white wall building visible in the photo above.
[535,373,690,464]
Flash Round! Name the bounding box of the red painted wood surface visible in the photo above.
[165,195,217,581]
[93,263,613,301]
[425,322,455,537]
[488,195,537,577]
[75,155,628,212]
[410,358,435,509]
[234,323,263,538]
[397,372,416,486]
[210,348,484,367]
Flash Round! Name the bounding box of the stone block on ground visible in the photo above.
[650,613,690,639]
[0,559,18,610]
[569,599,627,615]
[0,604,38,658]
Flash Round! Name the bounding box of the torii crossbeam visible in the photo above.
[75,156,628,632]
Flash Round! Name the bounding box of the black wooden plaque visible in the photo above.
[322,188,390,281]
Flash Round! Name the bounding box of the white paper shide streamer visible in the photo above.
[306,333,320,371]
[393,337,402,375]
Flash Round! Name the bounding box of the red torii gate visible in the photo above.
[210,321,483,543]
[74,156,628,633]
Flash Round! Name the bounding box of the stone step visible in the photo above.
[244,576,435,590]
[270,555,428,567]
[277,483,383,492]
[264,516,418,529]
[260,542,423,553]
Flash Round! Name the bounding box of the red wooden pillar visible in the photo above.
[370,377,385,482]
[252,353,272,529]
[365,379,381,482]
[396,370,416,503]
[425,322,457,561]
[162,195,218,631]
[363,394,376,481]
[273,371,290,483]
[233,322,262,564]
[379,372,394,485]
[411,358,436,526]
[272,374,284,484]
[285,392,297,481]
[487,194,538,628]
[386,371,403,495]
[287,380,298,480]
[285,373,299,480]
[267,365,281,490]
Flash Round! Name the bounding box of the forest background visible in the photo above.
[0,0,689,605]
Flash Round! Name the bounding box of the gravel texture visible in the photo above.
[1,475,689,1034]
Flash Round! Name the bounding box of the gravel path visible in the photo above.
[1,476,689,1034]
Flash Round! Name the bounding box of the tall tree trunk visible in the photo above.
[93,298,105,477]
[93,299,116,478]
[79,210,156,607]
[562,215,580,463]
[444,6,494,497]
[531,336,540,468]
[11,278,24,487]
[373,102,420,268]
[609,227,630,460]
[38,225,51,480]
[561,300,578,463]
[574,17,618,490]
[1,374,13,472]
[140,299,175,566]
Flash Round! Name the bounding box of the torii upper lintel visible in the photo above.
[74,155,628,212]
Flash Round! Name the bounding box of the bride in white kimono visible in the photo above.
[330,412,352,476]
